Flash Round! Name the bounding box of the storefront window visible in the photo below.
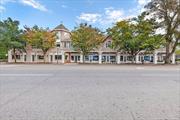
[93,56,99,61]
[78,56,80,61]
[120,56,123,61]
[71,56,74,61]
[55,55,61,60]
[65,55,68,60]
[127,56,133,61]
[12,55,21,59]
[144,56,150,61]
[38,55,44,60]
[85,56,89,61]
[110,56,116,63]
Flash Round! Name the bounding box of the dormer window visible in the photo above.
[56,42,60,47]
[63,41,71,48]
[56,32,61,42]
[105,41,111,48]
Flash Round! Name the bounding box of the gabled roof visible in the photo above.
[54,24,69,31]
[103,35,112,42]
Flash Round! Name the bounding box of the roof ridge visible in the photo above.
[54,24,69,31]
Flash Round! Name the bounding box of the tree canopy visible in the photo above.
[0,17,25,62]
[145,0,180,63]
[71,23,104,62]
[23,25,56,62]
[108,13,164,62]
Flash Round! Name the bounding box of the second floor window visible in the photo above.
[56,42,60,47]
[63,41,71,48]
[105,41,111,48]
[57,32,61,42]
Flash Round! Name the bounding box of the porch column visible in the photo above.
[172,53,176,64]
[62,51,65,64]
[117,52,120,64]
[8,50,12,63]
[21,53,24,62]
[52,53,55,63]
[26,52,32,62]
[135,54,139,64]
[80,52,83,63]
[35,54,38,62]
[153,51,158,64]
[99,52,102,64]
[48,54,51,63]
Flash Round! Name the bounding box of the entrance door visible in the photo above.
[24,55,26,62]
[107,56,110,63]
[50,55,53,62]
[75,56,78,63]
[32,55,35,62]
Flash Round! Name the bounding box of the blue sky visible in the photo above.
[0,0,150,31]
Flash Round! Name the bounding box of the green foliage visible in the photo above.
[0,17,24,49]
[108,13,163,60]
[175,49,180,55]
[71,23,104,57]
[23,25,56,62]
[0,17,25,62]
[145,0,180,63]
[0,45,8,60]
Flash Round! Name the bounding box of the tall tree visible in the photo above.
[0,17,24,63]
[108,13,163,63]
[145,0,180,64]
[71,23,104,62]
[23,26,56,62]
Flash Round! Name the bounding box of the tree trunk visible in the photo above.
[164,42,171,64]
[131,55,135,64]
[82,54,85,63]
[43,52,46,63]
[13,48,17,63]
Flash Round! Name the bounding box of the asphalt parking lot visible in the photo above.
[0,64,180,120]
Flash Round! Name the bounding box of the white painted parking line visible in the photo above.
[0,74,53,77]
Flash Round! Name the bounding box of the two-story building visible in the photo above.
[8,24,176,64]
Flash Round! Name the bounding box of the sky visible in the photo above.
[0,0,150,31]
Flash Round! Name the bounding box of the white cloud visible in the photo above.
[102,7,124,23]
[0,0,16,12]
[78,13,101,23]
[136,0,150,12]
[137,0,147,6]
[0,5,5,13]
[77,7,125,26]
[0,0,48,12]
[20,0,48,12]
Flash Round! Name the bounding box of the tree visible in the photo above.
[0,44,8,60]
[23,25,56,63]
[145,0,180,64]
[71,23,104,62]
[0,17,24,63]
[108,13,163,63]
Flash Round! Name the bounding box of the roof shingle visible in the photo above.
[54,24,69,31]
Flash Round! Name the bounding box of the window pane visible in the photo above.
[71,56,74,60]
[55,55,62,60]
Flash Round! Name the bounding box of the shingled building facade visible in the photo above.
[8,24,176,64]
